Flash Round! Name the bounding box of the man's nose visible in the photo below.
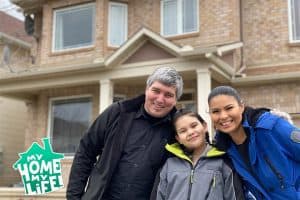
[156,93,165,102]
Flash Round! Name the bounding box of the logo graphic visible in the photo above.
[13,138,64,195]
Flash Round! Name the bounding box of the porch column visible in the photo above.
[99,79,114,113]
[196,68,212,134]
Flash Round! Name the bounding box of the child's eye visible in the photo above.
[191,123,198,128]
[177,129,186,134]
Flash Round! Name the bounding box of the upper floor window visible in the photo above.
[48,96,92,156]
[53,3,95,52]
[161,0,198,36]
[289,0,300,42]
[108,2,128,47]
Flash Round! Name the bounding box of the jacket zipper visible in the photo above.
[264,156,285,189]
[187,168,194,200]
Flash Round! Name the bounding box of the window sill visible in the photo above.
[288,41,300,47]
[50,46,95,56]
[107,45,120,50]
[163,31,200,40]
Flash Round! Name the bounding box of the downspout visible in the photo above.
[236,0,247,76]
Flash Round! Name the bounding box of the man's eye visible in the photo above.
[165,93,174,98]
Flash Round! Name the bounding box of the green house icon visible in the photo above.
[13,138,64,195]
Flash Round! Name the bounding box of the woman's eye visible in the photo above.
[211,110,219,114]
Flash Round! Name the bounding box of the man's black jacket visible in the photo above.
[66,94,176,200]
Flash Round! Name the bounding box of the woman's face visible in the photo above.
[175,115,207,151]
[208,95,245,136]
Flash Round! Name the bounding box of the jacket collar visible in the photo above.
[165,143,225,164]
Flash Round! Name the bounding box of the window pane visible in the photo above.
[54,4,95,51]
[109,3,127,46]
[292,0,300,40]
[163,0,178,35]
[51,97,92,155]
[183,0,197,33]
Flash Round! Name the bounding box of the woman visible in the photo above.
[208,85,300,200]
[156,109,244,200]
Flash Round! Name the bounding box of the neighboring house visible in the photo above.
[0,0,299,198]
[0,11,33,187]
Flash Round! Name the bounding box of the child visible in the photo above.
[156,109,244,200]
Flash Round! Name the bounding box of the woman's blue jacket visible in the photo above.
[215,108,300,200]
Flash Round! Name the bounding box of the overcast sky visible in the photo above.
[0,0,24,20]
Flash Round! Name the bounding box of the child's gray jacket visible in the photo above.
[157,143,244,200]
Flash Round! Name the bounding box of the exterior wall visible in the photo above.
[34,0,240,67]
[238,82,300,127]
[0,43,32,75]
[242,0,300,68]
[0,97,27,187]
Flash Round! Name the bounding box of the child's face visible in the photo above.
[175,115,207,151]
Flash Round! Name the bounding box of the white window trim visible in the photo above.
[52,3,96,52]
[47,95,93,158]
[288,0,300,43]
[108,2,128,47]
[160,0,199,37]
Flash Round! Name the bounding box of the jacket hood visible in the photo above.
[165,143,225,164]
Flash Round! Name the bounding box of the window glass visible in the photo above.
[108,2,128,46]
[291,0,300,41]
[50,97,92,155]
[54,3,95,51]
[162,0,198,36]
[163,0,178,36]
[183,0,197,33]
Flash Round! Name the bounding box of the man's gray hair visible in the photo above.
[146,66,183,100]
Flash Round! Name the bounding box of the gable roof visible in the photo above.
[0,11,32,48]
[103,27,195,67]
[0,11,33,43]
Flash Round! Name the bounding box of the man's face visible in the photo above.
[144,81,177,118]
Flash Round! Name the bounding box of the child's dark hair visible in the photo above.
[173,109,211,145]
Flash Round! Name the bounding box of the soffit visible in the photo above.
[11,0,44,13]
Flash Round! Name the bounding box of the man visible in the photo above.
[66,67,183,200]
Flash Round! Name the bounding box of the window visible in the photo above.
[289,0,300,42]
[53,3,95,51]
[108,2,128,46]
[161,0,198,36]
[177,89,196,112]
[49,97,92,156]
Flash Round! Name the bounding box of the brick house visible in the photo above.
[0,11,32,188]
[0,0,299,198]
